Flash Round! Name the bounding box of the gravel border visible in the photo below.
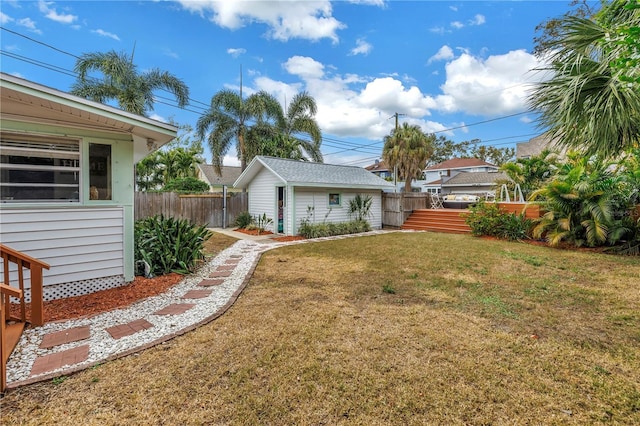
[5,230,393,390]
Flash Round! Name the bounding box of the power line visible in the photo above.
[1,26,540,160]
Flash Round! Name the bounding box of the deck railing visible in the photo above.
[1,244,50,327]
[1,244,50,392]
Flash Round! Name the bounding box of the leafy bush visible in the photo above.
[348,194,373,221]
[298,219,371,239]
[465,201,532,241]
[253,213,273,233]
[234,211,253,229]
[134,215,212,277]
[162,177,209,193]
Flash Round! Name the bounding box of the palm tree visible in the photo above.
[71,50,189,117]
[529,154,625,247]
[382,122,434,193]
[135,152,163,191]
[244,91,323,163]
[196,89,282,173]
[528,2,640,158]
[277,92,323,162]
[157,147,202,182]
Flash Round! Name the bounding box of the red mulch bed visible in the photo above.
[234,228,305,242]
[10,273,184,323]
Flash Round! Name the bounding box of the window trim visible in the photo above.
[1,132,82,203]
[328,192,342,207]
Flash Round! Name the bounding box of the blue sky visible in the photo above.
[1,0,581,167]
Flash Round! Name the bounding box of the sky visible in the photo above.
[0,0,584,167]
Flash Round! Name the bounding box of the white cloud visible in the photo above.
[349,38,372,56]
[92,29,120,41]
[227,48,246,58]
[436,49,547,116]
[163,49,179,59]
[347,0,385,5]
[17,18,41,34]
[470,14,486,26]
[223,154,240,167]
[177,0,345,43]
[449,5,458,12]
[450,21,464,30]
[261,56,440,140]
[283,56,325,80]
[428,45,454,64]
[38,0,77,24]
[149,113,168,123]
[1,12,14,24]
[429,26,446,35]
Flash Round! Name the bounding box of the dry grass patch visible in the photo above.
[3,232,639,424]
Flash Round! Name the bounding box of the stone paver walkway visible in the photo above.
[5,230,393,390]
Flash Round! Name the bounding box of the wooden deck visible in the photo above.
[401,203,542,234]
[401,208,471,234]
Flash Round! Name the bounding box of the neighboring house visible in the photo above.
[441,171,509,196]
[364,159,392,179]
[197,164,242,192]
[0,73,177,301]
[234,156,395,236]
[423,158,499,194]
[516,133,565,159]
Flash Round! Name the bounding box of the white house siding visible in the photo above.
[293,188,382,235]
[247,167,282,233]
[0,207,125,301]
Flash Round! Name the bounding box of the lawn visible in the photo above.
[3,232,639,425]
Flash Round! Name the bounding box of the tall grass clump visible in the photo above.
[134,215,212,277]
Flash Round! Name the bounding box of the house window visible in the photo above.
[328,193,341,207]
[89,143,112,200]
[0,133,80,202]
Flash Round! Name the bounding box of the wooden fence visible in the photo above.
[382,193,431,228]
[134,192,248,228]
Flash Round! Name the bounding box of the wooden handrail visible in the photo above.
[1,244,50,327]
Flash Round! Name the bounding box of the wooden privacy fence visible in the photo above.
[134,192,248,228]
[382,193,431,228]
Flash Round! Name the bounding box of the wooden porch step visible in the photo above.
[401,208,471,234]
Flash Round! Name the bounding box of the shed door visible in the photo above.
[277,186,285,233]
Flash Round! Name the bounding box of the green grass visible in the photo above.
[3,232,639,425]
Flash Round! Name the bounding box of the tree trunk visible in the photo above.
[404,178,412,193]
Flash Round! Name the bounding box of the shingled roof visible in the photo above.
[234,156,394,189]
[198,164,242,187]
[426,158,497,171]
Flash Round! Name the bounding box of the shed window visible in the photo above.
[329,193,341,207]
[0,133,80,202]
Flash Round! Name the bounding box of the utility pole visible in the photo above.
[388,112,405,193]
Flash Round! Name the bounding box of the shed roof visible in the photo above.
[0,73,177,162]
[234,156,395,189]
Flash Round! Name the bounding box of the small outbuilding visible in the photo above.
[233,156,394,235]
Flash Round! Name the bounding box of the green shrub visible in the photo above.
[162,177,210,193]
[465,201,532,241]
[234,211,253,229]
[254,213,273,233]
[298,219,371,239]
[134,215,212,277]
